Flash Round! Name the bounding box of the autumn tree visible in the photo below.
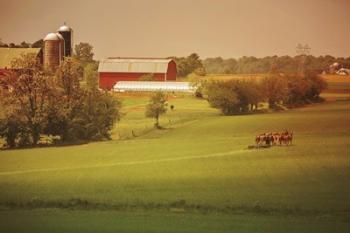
[285,72,327,105]
[262,74,289,109]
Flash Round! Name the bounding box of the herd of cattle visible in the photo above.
[255,130,293,147]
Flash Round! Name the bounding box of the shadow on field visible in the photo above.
[247,144,296,150]
[0,141,89,151]
[1,198,349,221]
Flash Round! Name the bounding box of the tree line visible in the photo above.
[170,53,350,77]
[3,40,349,76]
[203,55,350,74]
[0,38,43,48]
[198,71,327,115]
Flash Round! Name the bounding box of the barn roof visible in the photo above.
[0,48,41,69]
[98,58,173,73]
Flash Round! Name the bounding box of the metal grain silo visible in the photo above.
[56,33,65,60]
[43,33,63,70]
[57,23,73,57]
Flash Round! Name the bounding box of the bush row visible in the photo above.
[197,72,327,115]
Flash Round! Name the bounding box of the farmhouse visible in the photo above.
[0,48,43,77]
[98,58,177,90]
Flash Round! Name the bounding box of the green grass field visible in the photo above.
[0,76,350,232]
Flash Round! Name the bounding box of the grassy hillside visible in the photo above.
[0,78,350,232]
[1,97,350,209]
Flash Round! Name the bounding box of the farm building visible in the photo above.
[98,58,177,90]
[113,81,194,93]
[0,48,43,77]
[336,68,350,75]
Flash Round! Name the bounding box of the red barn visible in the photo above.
[98,58,177,90]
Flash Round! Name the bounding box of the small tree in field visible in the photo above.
[145,91,168,128]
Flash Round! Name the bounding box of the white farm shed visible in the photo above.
[113,81,195,93]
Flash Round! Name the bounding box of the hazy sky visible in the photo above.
[0,0,349,60]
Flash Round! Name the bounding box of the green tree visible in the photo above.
[46,58,122,142]
[0,38,8,47]
[81,91,122,140]
[205,81,240,115]
[305,72,327,101]
[56,58,82,97]
[31,39,43,48]
[194,67,206,76]
[232,79,263,112]
[47,58,85,141]
[172,53,205,77]
[189,74,208,98]
[0,53,53,146]
[0,117,23,148]
[84,62,99,91]
[20,41,31,48]
[74,42,94,66]
[0,54,121,148]
[187,53,203,72]
[145,91,168,128]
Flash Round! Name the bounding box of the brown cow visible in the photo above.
[255,133,266,147]
[279,130,293,145]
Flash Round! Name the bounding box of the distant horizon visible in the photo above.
[1,0,350,60]
[0,45,349,61]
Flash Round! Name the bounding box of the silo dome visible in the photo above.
[44,32,61,41]
[58,24,72,32]
[57,23,73,57]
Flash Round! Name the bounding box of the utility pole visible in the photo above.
[296,43,311,77]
